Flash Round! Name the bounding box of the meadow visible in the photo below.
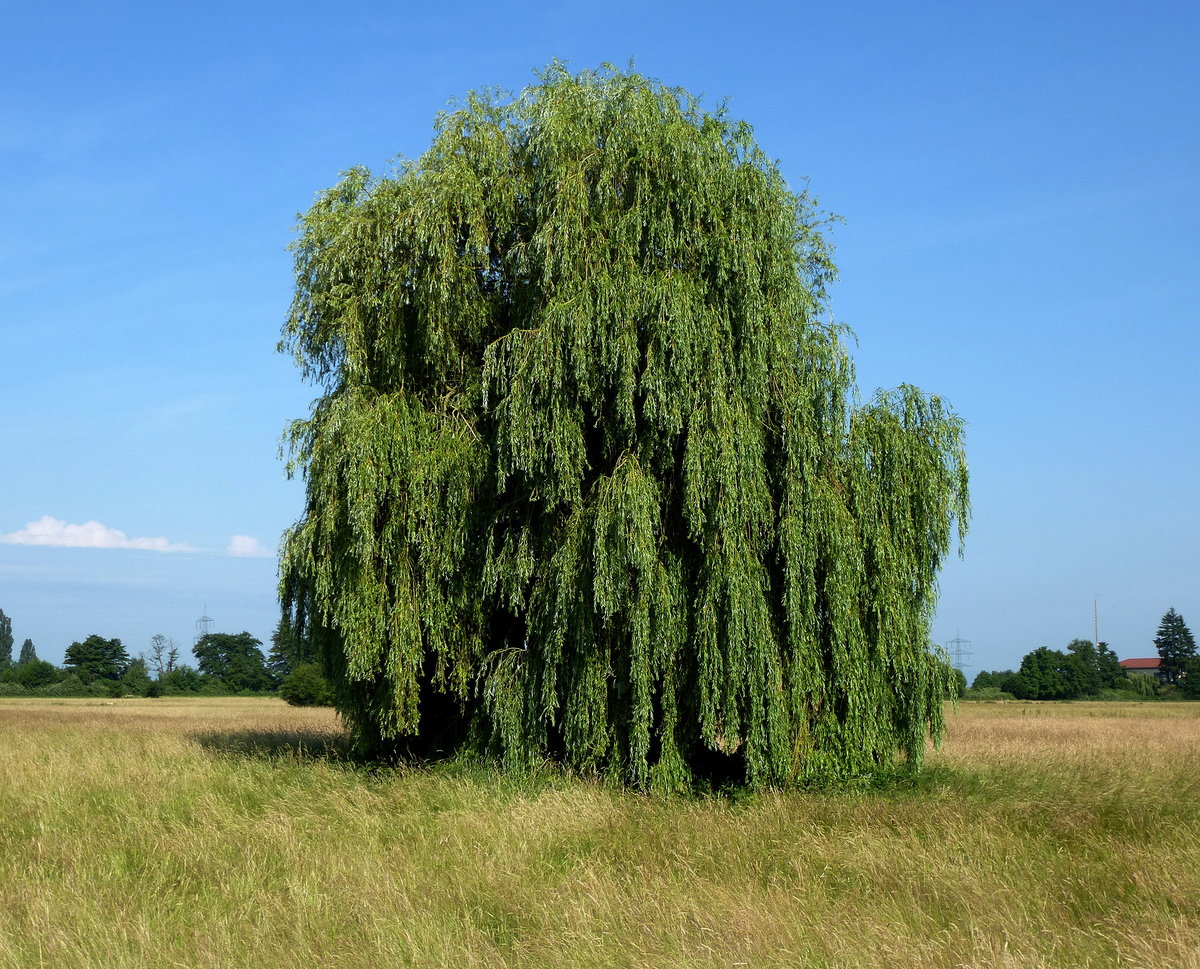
[1,698,1197,969]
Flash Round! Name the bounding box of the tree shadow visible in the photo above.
[191,726,357,765]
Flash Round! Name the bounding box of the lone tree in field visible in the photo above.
[1154,608,1197,685]
[280,65,969,789]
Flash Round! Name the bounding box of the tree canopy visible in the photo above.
[64,635,129,682]
[279,64,969,790]
[1067,638,1126,691]
[192,632,272,692]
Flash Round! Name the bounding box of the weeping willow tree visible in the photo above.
[280,64,968,790]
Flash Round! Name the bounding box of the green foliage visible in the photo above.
[17,639,36,665]
[64,635,129,682]
[971,669,1015,691]
[1126,672,1160,698]
[39,673,85,697]
[961,687,1016,701]
[279,64,969,789]
[1063,639,1127,693]
[267,612,319,682]
[192,633,272,692]
[0,609,12,667]
[278,663,335,706]
[1154,608,1197,685]
[1006,648,1081,700]
[1092,687,1146,701]
[88,678,124,698]
[15,659,60,689]
[121,657,153,697]
[1178,657,1200,699]
[998,640,1132,701]
[1094,641,1127,688]
[1062,640,1102,696]
[161,665,203,694]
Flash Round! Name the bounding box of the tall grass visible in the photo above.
[1,698,1198,968]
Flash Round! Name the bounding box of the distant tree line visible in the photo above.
[0,607,332,705]
[970,609,1199,701]
[971,640,1129,700]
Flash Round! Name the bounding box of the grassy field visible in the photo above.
[1,698,1198,969]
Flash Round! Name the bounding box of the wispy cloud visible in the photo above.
[1,516,193,553]
[226,535,272,558]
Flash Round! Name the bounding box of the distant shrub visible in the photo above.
[121,658,152,697]
[161,665,203,694]
[1127,673,1160,698]
[1094,688,1148,702]
[971,670,1015,691]
[0,682,30,697]
[279,663,334,707]
[37,674,86,697]
[16,660,61,689]
[962,687,1015,701]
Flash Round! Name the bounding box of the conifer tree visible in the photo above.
[280,64,969,789]
[0,609,12,668]
[267,611,318,681]
[193,632,271,692]
[64,635,129,682]
[17,639,36,665]
[1154,608,1197,684]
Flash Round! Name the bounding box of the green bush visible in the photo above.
[278,663,334,707]
[0,682,30,697]
[1127,673,1160,697]
[160,666,203,694]
[1179,657,1200,699]
[16,659,60,689]
[121,658,152,697]
[962,687,1016,701]
[36,674,86,697]
[1094,688,1148,701]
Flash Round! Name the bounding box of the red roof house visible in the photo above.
[1119,657,1165,681]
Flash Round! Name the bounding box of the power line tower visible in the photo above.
[946,636,972,679]
[194,603,214,645]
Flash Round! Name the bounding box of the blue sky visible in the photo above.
[2,0,1197,675]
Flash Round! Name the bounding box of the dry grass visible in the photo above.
[1,698,1198,968]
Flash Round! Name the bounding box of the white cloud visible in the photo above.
[226,534,272,558]
[1,515,192,552]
